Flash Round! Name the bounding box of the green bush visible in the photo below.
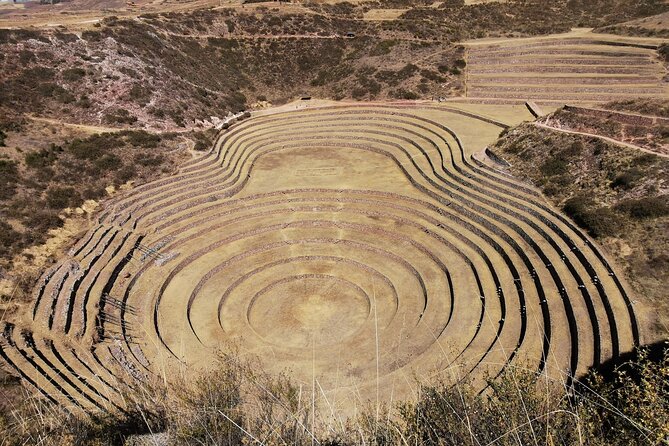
[631,153,658,167]
[82,185,107,200]
[24,145,61,168]
[122,130,161,148]
[540,156,569,176]
[370,39,398,56]
[46,186,81,209]
[134,153,164,167]
[0,159,19,200]
[115,165,137,184]
[95,154,123,171]
[192,131,214,152]
[659,43,669,62]
[0,221,21,257]
[194,140,209,151]
[563,195,618,238]
[127,84,153,105]
[610,168,643,190]
[68,134,123,160]
[615,196,669,219]
[35,82,75,103]
[392,88,419,100]
[18,50,35,65]
[76,95,93,109]
[23,209,63,233]
[62,67,86,82]
[103,108,138,125]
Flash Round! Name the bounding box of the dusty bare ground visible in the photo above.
[0,0,228,29]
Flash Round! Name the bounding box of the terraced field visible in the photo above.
[465,34,668,105]
[0,104,640,414]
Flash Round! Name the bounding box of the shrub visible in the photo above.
[454,58,466,68]
[170,364,245,444]
[0,221,20,257]
[223,91,247,113]
[659,43,669,63]
[68,134,123,160]
[578,347,669,445]
[35,82,75,103]
[168,109,185,127]
[103,108,138,125]
[615,196,669,219]
[0,159,19,200]
[62,67,86,82]
[370,39,398,56]
[95,154,123,171]
[0,130,6,147]
[610,168,643,190]
[76,95,93,108]
[392,88,419,100]
[563,195,618,238]
[420,68,446,82]
[631,153,657,167]
[540,156,568,176]
[1,346,667,445]
[122,130,161,148]
[46,186,81,209]
[82,185,107,200]
[134,153,164,167]
[81,30,103,42]
[18,50,35,65]
[397,63,419,78]
[24,145,61,168]
[115,165,137,184]
[127,84,152,105]
[194,140,209,151]
[23,209,63,233]
[351,86,368,99]
[192,131,214,152]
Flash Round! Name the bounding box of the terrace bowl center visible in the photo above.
[5,103,638,415]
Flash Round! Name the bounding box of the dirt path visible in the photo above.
[534,122,669,158]
[564,105,669,123]
[27,115,202,135]
[26,115,124,134]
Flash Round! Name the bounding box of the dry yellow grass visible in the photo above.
[463,30,669,106]
[362,8,407,21]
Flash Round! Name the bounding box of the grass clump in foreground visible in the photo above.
[0,346,667,445]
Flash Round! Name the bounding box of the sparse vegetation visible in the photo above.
[0,124,184,263]
[103,108,138,125]
[494,123,669,326]
[604,98,669,119]
[0,346,666,445]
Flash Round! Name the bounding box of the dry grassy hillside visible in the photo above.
[2,0,667,130]
[0,9,466,131]
[597,11,669,38]
[539,105,669,154]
